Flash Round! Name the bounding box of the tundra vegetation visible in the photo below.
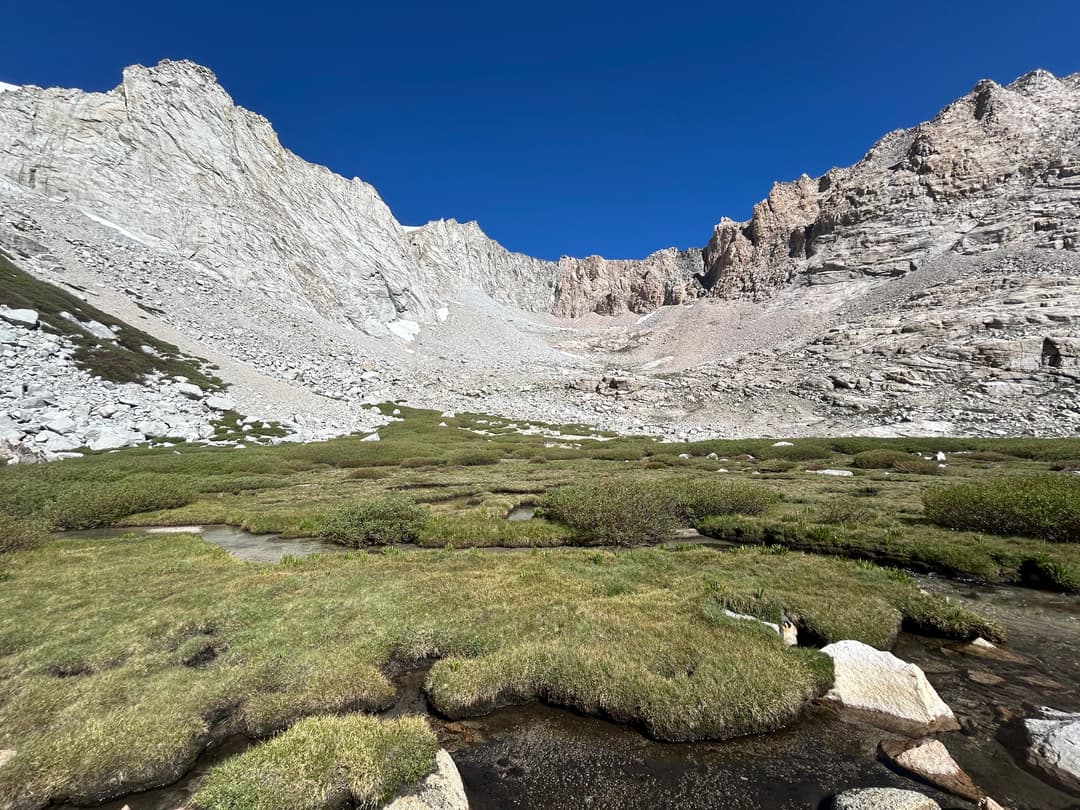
[0,404,1077,809]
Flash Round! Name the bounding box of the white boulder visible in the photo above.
[0,308,39,328]
[85,426,143,451]
[176,382,204,399]
[813,469,855,477]
[819,640,959,735]
[831,788,939,810]
[1024,706,1080,793]
[384,749,468,810]
[205,396,235,412]
[0,749,13,769]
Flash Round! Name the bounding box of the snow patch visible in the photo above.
[436,307,449,322]
[0,82,19,93]
[386,319,420,341]
[79,209,155,247]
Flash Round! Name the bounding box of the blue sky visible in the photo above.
[3,1,1079,260]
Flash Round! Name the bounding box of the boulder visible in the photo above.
[831,787,940,810]
[819,640,959,735]
[1023,706,1080,793]
[384,749,468,810]
[85,426,143,451]
[0,749,13,769]
[0,308,39,328]
[205,396,235,412]
[176,382,204,399]
[879,738,982,802]
[44,414,77,434]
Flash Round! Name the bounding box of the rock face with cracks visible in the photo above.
[2,63,1079,446]
[818,640,960,736]
[1023,706,1080,794]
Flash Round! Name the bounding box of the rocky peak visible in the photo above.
[697,69,1080,299]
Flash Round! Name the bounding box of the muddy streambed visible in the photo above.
[49,530,1080,809]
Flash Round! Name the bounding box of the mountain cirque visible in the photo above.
[0,61,1078,454]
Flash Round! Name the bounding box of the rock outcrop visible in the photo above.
[701,70,1080,299]
[818,640,960,736]
[553,248,703,317]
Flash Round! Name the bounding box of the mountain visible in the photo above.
[0,61,1078,458]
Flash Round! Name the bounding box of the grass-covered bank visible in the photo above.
[191,715,438,810]
[0,534,993,808]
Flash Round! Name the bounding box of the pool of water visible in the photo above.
[57,524,345,563]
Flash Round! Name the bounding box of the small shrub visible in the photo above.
[923,475,1080,543]
[538,480,678,545]
[852,450,914,469]
[448,450,501,467]
[815,498,872,526]
[760,442,833,461]
[675,479,779,521]
[853,450,942,475]
[197,475,288,494]
[399,457,447,469]
[0,514,47,555]
[757,459,796,473]
[347,468,390,480]
[892,458,943,476]
[528,455,548,464]
[50,478,196,530]
[318,496,429,546]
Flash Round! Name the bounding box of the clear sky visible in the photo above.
[3,1,1078,260]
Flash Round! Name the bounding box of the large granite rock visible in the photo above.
[1024,706,1080,794]
[830,787,940,810]
[384,749,468,810]
[819,640,959,736]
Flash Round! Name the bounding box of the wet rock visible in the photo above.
[967,669,1005,687]
[819,640,960,736]
[959,637,1029,664]
[384,749,469,810]
[830,787,940,810]
[1023,706,1080,794]
[879,738,983,802]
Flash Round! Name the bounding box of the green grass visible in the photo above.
[923,475,1080,542]
[192,715,437,810]
[4,405,1064,806]
[0,252,222,389]
[0,534,992,806]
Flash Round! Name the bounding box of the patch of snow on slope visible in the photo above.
[387,319,421,341]
[79,209,156,247]
[0,82,19,93]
